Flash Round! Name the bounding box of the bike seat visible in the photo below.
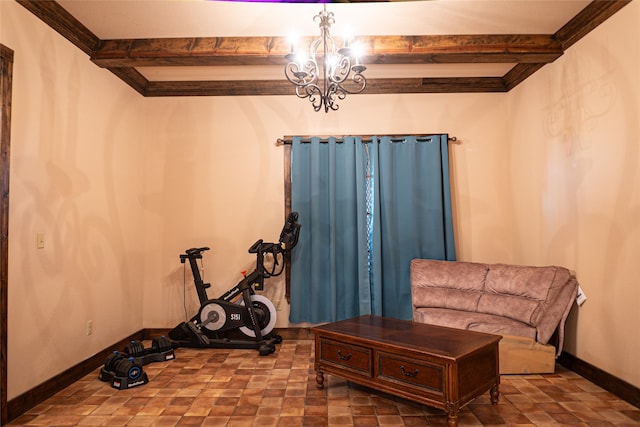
[186,247,210,255]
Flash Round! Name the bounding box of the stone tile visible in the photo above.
[5,339,638,427]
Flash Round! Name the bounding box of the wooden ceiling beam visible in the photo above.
[91,34,563,68]
[107,68,149,96]
[502,63,546,91]
[143,77,508,97]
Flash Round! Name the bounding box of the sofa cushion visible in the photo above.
[411,259,488,291]
[410,259,488,312]
[478,264,572,326]
[477,293,540,325]
[484,264,559,300]
[413,288,482,312]
[414,307,537,340]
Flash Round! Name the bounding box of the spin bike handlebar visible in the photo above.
[245,212,301,279]
[248,239,264,254]
[280,212,301,249]
[248,212,300,255]
[180,212,300,268]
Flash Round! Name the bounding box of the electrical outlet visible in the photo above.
[87,320,94,335]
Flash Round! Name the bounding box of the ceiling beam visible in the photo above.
[107,68,149,96]
[142,77,509,97]
[502,63,546,91]
[90,34,563,68]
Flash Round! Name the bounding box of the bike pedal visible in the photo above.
[186,321,210,345]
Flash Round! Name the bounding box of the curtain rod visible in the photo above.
[276,134,457,145]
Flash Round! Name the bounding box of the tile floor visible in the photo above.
[7,339,640,426]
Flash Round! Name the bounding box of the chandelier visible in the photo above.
[284,5,367,113]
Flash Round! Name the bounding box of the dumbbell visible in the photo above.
[103,351,144,380]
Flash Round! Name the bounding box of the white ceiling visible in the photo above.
[57,0,589,38]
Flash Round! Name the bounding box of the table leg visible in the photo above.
[315,371,325,389]
[445,402,459,427]
[490,384,500,404]
[447,412,458,427]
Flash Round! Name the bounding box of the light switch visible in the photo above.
[37,232,45,249]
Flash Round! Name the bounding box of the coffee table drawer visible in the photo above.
[318,338,372,374]
[377,352,444,393]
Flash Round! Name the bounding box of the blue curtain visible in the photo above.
[289,135,455,323]
[289,136,371,323]
[368,135,456,319]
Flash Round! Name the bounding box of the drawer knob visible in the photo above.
[400,365,419,377]
[337,350,352,361]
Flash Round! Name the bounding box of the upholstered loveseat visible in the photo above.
[410,259,578,374]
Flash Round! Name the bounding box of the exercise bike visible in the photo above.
[168,212,300,356]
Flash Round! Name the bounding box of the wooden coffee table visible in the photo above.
[312,315,501,427]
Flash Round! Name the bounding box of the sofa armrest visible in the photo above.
[536,277,579,353]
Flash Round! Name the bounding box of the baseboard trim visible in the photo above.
[558,351,639,408]
[6,330,144,423]
[143,328,172,340]
[8,331,636,424]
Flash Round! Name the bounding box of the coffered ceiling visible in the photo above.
[16,0,631,97]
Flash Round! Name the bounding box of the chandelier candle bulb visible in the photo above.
[288,32,297,54]
[343,28,353,48]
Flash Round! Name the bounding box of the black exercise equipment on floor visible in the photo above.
[99,336,176,389]
[124,336,175,364]
[168,212,301,356]
[99,352,149,390]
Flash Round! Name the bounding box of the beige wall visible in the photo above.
[2,0,638,402]
[2,2,146,398]
[507,2,640,387]
[142,93,511,329]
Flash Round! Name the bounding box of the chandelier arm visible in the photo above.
[308,89,324,112]
[284,57,319,86]
[324,84,345,112]
[349,73,367,94]
[291,83,324,112]
[337,72,367,95]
